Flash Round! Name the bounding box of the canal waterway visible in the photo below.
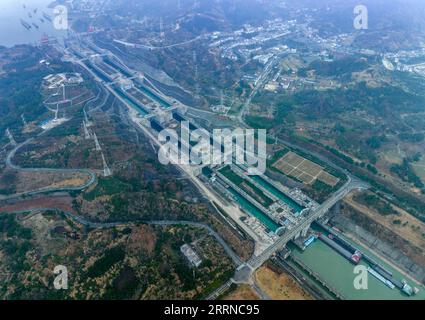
[289,229,425,300]
[251,175,304,213]
[137,84,171,108]
[227,187,280,232]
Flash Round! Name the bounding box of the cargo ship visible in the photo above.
[329,232,358,253]
[371,264,393,281]
[401,282,414,296]
[327,234,362,264]
[351,251,362,264]
[370,264,415,296]
[315,221,419,296]
[21,19,32,30]
[303,235,316,248]
[318,233,360,265]
[315,222,364,264]
[41,34,50,44]
[43,12,52,22]
[367,267,395,289]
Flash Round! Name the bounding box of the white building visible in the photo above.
[180,244,202,268]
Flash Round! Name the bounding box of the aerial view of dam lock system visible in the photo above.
[0,0,425,310]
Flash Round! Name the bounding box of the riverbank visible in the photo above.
[290,227,425,300]
[339,226,424,288]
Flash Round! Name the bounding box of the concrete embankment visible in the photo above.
[331,213,425,285]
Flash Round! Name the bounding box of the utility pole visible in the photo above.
[102,152,111,177]
[93,132,102,151]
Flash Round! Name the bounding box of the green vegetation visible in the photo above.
[0,214,33,239]
[354,193,399,216]
[86,246,126,278]
[219,165,274,207]
[83,177,133,201]
[398,133,425,143]
[246,100,294,130]
[310,180,334,204]
[0,171,17,195]
[0,215,33,275]
[245,115,276,129]
[366,136,386,149]
[0,212,235,300]
[268,147,290,165]
[219,166,244,185]
[46,123,80,138]
[0,47,74,140]
[103,265,141,300]
[304,57,370,78]
[391,159,424,189]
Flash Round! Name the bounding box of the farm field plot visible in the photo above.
[317,171,340,187]
[273,151,340,187]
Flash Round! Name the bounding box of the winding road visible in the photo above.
[0,87,109,200]
[3,137,96,200]
[3,208,243,267]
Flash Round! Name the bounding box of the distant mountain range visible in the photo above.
[101,0,425,49]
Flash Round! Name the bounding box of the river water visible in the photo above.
[0,0,67,47]
[290,231,425,300]
[227,186,280,232]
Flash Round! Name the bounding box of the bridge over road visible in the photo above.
[235,176,368,282]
